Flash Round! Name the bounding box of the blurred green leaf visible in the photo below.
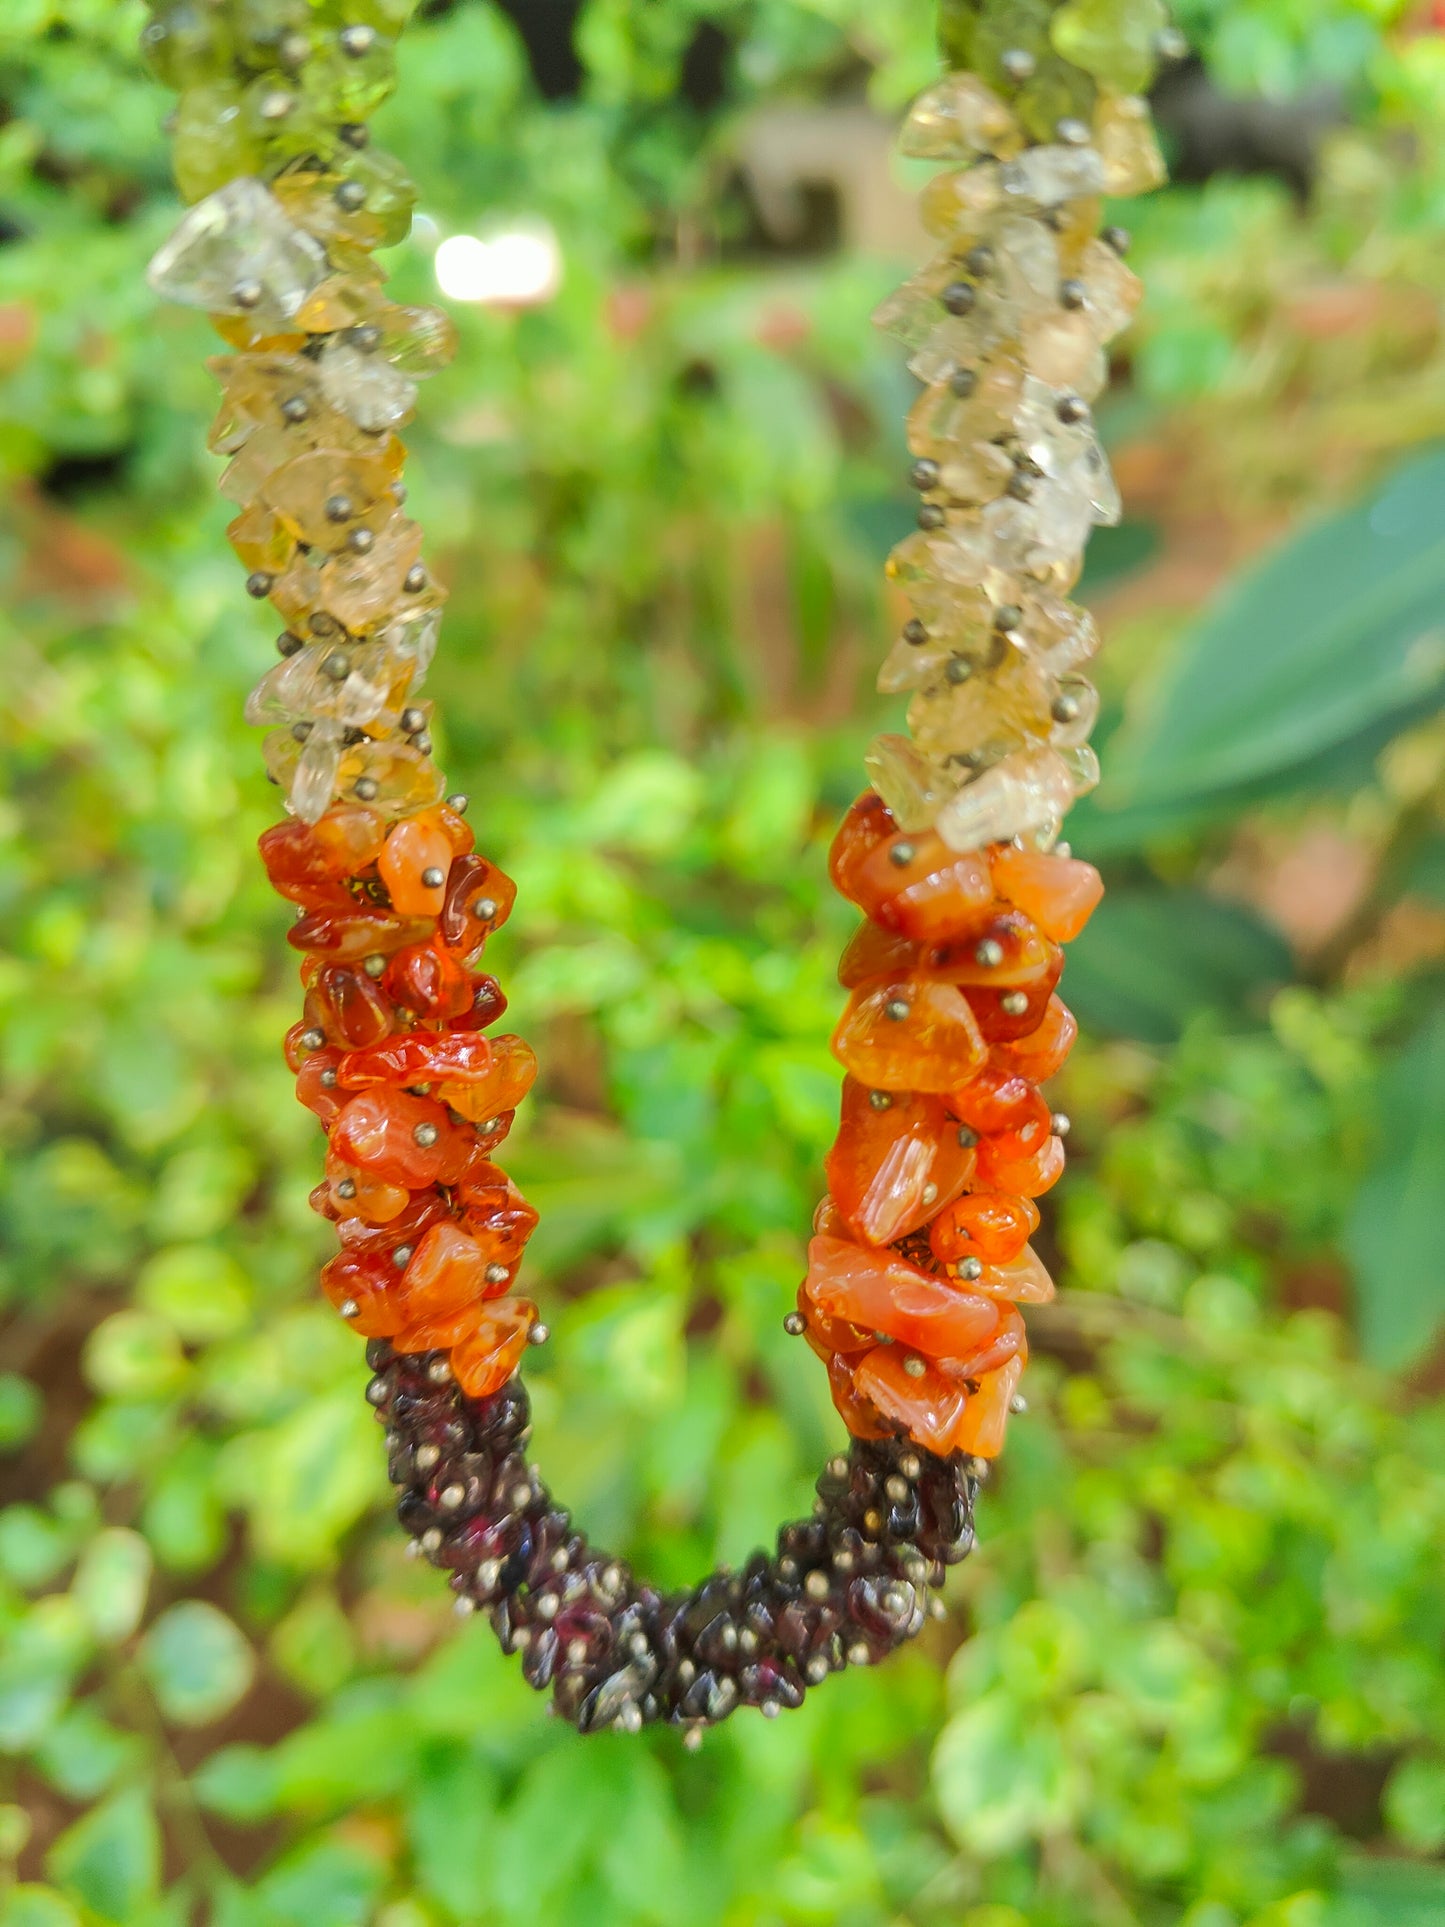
[139,1601,255,1727]
[70,1526,151,1644]
[47,1788,160,1925]
[1063,888,1293,1042]
[1104,449,1445,812]
[1347,1008,1445,1368]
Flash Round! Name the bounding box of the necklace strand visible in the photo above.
[144,0,1171,1733]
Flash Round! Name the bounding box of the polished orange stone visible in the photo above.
[289,902,433,962]
[975,1131,1067,1197]
[929,1192,1040,1266]
[930,910,1055,986]
[991,994,1078,1081]
[797,1284,875,1363]
[825,1077,977,1247]
[336,1029,493,1090]
[451,1298,537,1398]
[320,1246,409,1337]
[852,1345,968,1454]
[837,920,925,990]
[295,1045,344,1124]
[948,1356,1024,1457]
[336,1188,448,1255]
[833,978,987,1093]
[330,1088,473,1189]
[952,1062,1050,1139]
[437,1037,538,1124]
[378,812,456,918]
[989,845,1103,943]
[805,1234,1001,1359]
[830,792,995,944]
[934,1305,1027,1381]
[976,1248,1055,1304]
[449,973,509,1033]
[392,1301,491,1355]
[260,806,386,905]
[399,1220,492,1324]
[454,1157,539,1284]
[432,804,476,857]
[963,943,1064,1042]
[381,938,476,1023]
[439,855,517,955]
[323,1151,411,1224]
[826,1352,893,1440]
[302,962,395,1050]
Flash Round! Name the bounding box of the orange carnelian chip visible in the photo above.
[975,1131,1066,1197]
[337,1029,493,1090]
[400,1221,492,1324]
[825,1078,977,1248]
[930,1192,1040,1267]
[964,945,1064,1041]
[952,1063,1050,1139]
[259,807,386,905]
[826,1352,893,1440]
[289,903,433,962]
[830,792,995,944]
[833,978,987,1093]
[838,916,1055,991]
[296,1047,344,1125]
[382,938,475,1023]
[320,1246,410,1337]
[379,812,457,918]
[433,804,475,857]
[948,1356,1024,1457]
[805,1235,1001,1359]
[323,1151,411,1224]
[451,1298,537,1398]
[934,1306,1027,1381]
[336,1188,448,1254]
[438,1036,538,1124]
[797,1283,874,1363]
[852,1346,968,1454]
[977,1248,1054,1304]
[989,845,1103,943]
[304,962,395,1050]
[393,1301,492,1355]
[439,855,517,955]
[330,1088,472,1189]
[991,995,1078,1081]
[454,1158,539,1283]
[451,973,509,1033]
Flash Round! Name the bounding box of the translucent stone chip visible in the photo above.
[262,449,402,549]
[1094,94,1168,197]
[902,75,1022,163]
[1000,145,1106,209]
[864,734,963,833]
[1051,0,1169,96]
[246,637,412,732]
[935,744,1079,853]
[147,178,327,331]
[318,337,419,432]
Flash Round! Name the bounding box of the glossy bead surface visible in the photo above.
[832,978,988,1093]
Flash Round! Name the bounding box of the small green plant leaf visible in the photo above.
[1348,1008,1445,1367]
[139,1601,255,1727]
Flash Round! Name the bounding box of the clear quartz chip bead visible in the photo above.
[935,743,1079,853]
[865,734,963,832]
[999,144,1106,209]
[317,336,419,433]
[901,74,1022,162]
[1094,94,1167,196]
[147,178,327,330]
[381,604,444,688]
[292,719,345,825]
[245,638,409,732]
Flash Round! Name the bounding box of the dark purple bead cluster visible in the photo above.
[367,1340,979,1734]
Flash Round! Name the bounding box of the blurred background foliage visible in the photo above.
[1,0,1444,1922]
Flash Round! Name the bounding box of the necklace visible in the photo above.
[143,0,1171,1736]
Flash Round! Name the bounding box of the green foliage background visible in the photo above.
[2,2,1444,1923]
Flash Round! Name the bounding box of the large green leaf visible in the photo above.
[1102,447,1445,811]
[1346,1006,1445,1368]
[1061,888,1293,1043]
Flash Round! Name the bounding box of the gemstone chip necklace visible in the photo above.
[144,0,1173,1736]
